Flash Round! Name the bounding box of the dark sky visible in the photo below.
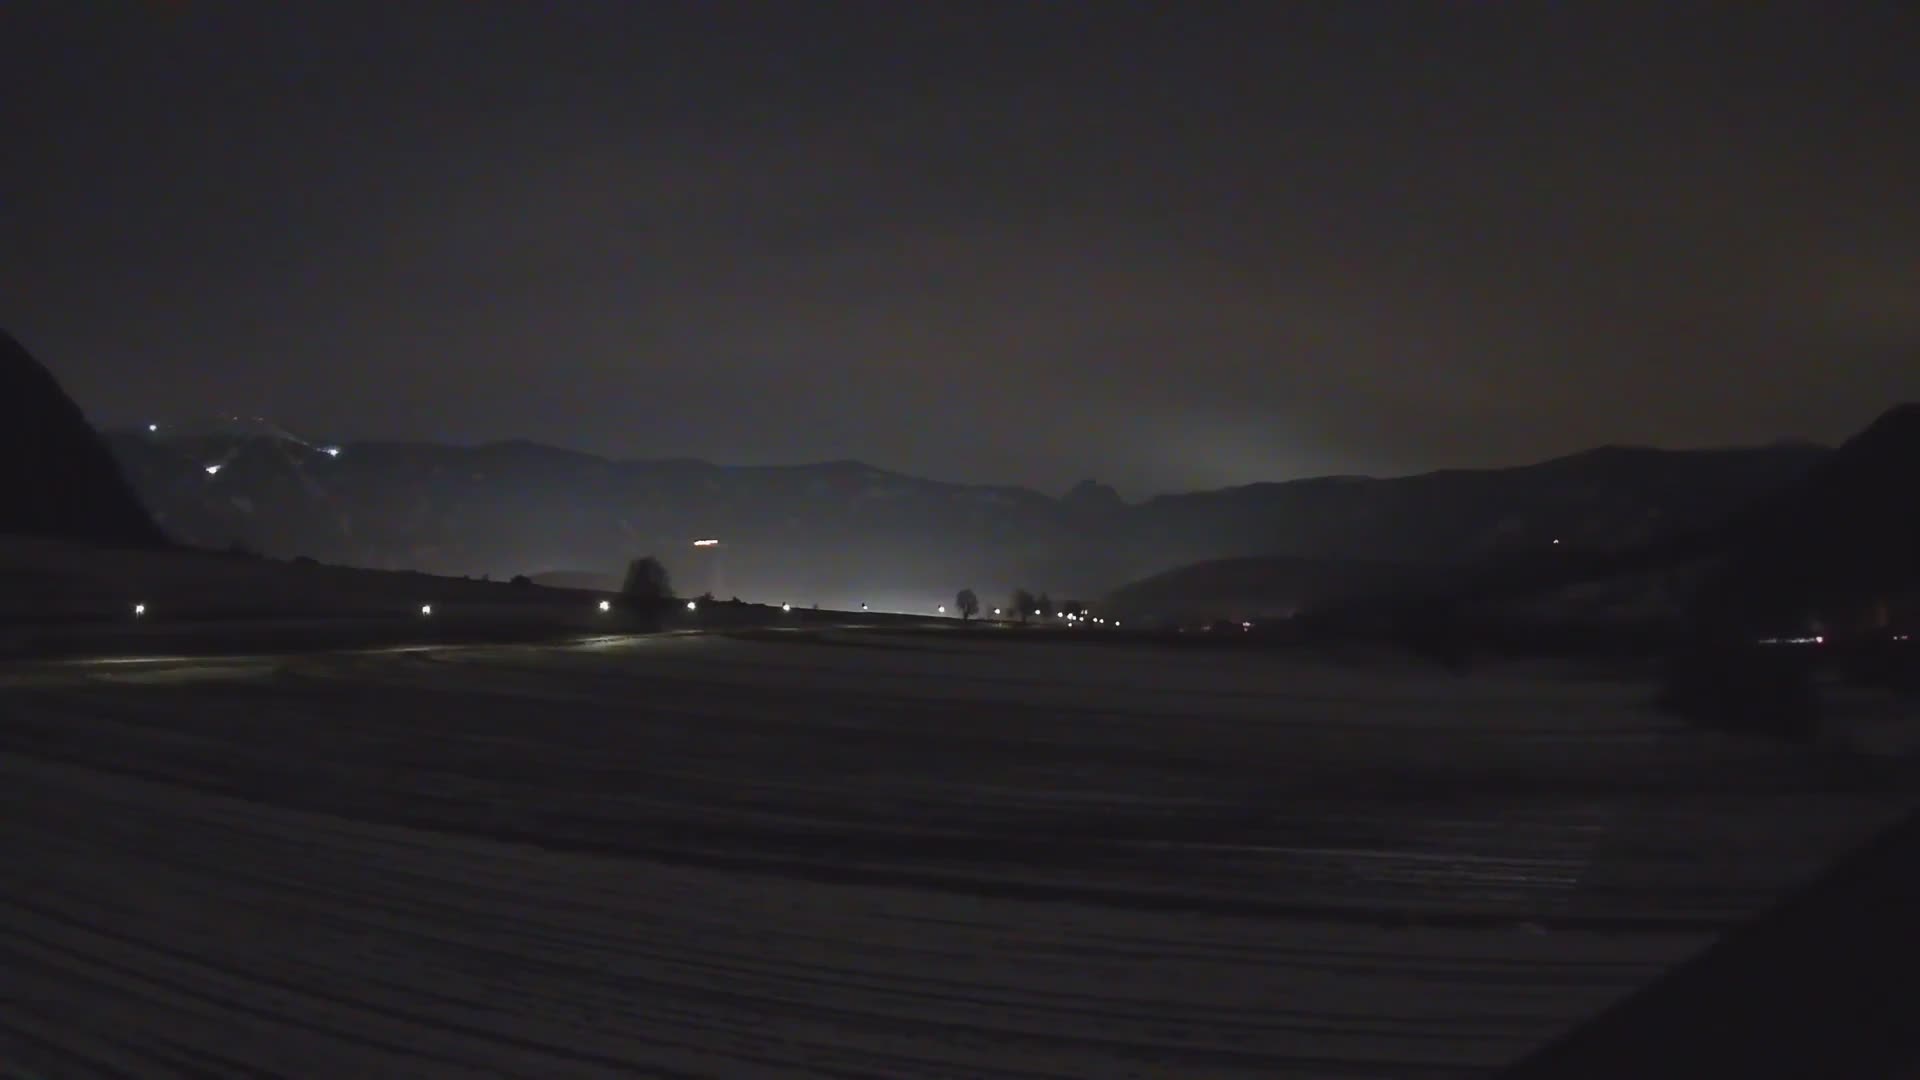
[6,2,1918,496]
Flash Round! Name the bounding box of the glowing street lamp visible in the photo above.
[132,602,146,617]
[692,538,719,547]
[686,600,698,611]
[419,604,433,616]
[597,599,611,613]
[146,423,158,433]
[782,603,792,612]
[204,463,223,475]
[937,605,946,614]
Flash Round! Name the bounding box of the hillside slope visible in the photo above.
[0,330,166,548]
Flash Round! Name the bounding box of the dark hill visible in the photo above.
[1703,402,1920,627]
[0,330,166,548]
[1100,556,1440,625]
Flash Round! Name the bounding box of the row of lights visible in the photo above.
[121,590,1910,643]
[129,595,1108,624]
[137,599,668,618]
[975,605,1119,627]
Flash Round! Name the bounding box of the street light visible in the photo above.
[597,599,611,613]
[686,600,698,611]
[692,538,719,547]
[132,603,146,617]
[937,605,946,614]
[204,463,223,475]
[782,603,792,612]
[420,604,433,616]
[146,423,158,433]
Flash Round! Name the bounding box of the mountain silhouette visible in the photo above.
[0,330,166,548]
[1739,404,1920,576]
[103,423,1825,608]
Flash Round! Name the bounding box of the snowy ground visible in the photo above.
[2,631,1913,1077]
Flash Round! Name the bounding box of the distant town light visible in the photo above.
[692,538,720,547]
[146,423,158,433]
[132,603,146,617]
[1242,621,1253,630]
[782,603,792,612]
[1552,538,1561,545]
[419,604,433,616]
[597,599,611,613]
[204,463,223,475]
[686,600,698,611]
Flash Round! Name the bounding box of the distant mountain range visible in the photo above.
[100,415,1830,614]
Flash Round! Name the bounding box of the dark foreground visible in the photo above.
[1,630,1912,1076]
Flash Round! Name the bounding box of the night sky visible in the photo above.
[7,2,1918,496]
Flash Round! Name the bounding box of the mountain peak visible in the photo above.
[1061,478,1125,512]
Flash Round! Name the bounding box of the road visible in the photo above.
[2,630,1910,1077]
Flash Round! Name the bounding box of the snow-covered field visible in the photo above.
[2,631,1912,1077]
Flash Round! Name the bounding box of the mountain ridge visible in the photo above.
[100,417,1833,613]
